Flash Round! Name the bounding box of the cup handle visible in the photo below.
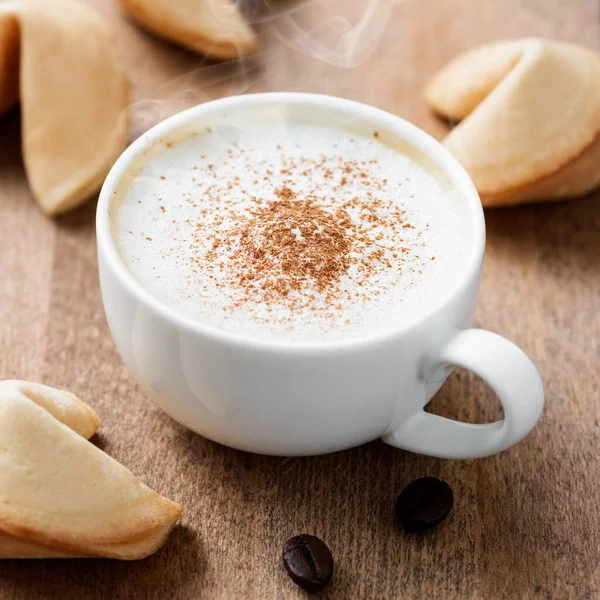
[382,329,544,459]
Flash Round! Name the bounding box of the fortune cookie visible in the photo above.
[118,0,258,60]
[0,0,128,215]
[0,381,183,560]
[424,39,600,207]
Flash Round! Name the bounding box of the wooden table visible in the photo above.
[1,0,599,597]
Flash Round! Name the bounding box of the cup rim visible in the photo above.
[97,92,485,353]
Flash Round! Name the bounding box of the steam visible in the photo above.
[129,57,262,138]
[129,0,408,139]
[269,0,395,69]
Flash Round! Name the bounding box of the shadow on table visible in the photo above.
[484,189,600,268]
[0,525,203,600]
[0,108,24,177]
[53,197,99,232]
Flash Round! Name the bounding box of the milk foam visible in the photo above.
[113,123,470,342]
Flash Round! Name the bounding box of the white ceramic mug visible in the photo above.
[97,93,544,458]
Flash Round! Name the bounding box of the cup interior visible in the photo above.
[98,93,485,350]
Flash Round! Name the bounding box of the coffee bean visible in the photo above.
[283,534,333,593]
[395,477,454,531]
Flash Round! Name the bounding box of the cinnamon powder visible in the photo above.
[233,187,356,300]
[178,137,434,330]
[201,183,411,312]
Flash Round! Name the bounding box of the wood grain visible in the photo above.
[1,0,599,597]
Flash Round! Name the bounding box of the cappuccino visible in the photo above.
[112,122,469,342]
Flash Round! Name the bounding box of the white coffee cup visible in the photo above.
[96,93,544,458]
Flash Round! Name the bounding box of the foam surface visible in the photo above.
[113,123,469,342]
